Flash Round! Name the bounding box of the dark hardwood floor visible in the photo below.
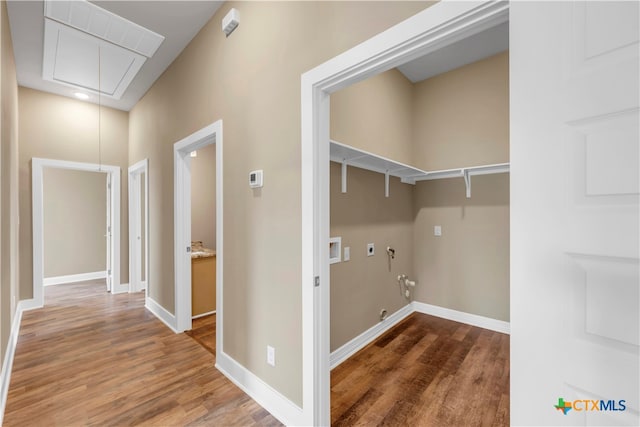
[185,314,216,355]
[330,313,510,426]
[3,281,280,426]
[4,282,508,426]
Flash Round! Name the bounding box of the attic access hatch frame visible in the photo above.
[330,140,509,198]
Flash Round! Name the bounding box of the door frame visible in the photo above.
[300,1,509,424]
[173,120,223,334]
[128,159,149,294]
[31,157,123,308]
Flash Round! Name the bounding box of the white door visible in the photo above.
[106,173,112,292]
[511,1,639,426]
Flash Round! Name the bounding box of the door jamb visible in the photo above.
[173,121,223,334]
[128,159,149,294]
[300,1,509,424]
[31,157,123,308]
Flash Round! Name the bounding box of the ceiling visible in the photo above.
[397,21,509,83]
[7,1,223,111]
[6,1,506,111]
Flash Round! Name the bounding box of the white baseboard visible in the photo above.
[192,310,216,319]
[145,297,178,333]
[412,301,510,335]
[43,271,106,286]
[330,303,413,370]
[0,301,27,425]
[140,281,147,291]
[216,351,305,426]
[111,282,129,294]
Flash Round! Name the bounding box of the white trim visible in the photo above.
[128,159,149,294]
[412,301,510,335]
[300,2,509,423]
[173,121,223,334]
[32,158,122,307]
[330,303,413,370]
[216,351,305,426]
[192,310,216,320]
[145,297,178,333]
[0,301,27,425]
[43,270,107,286]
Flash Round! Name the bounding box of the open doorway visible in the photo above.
[31,158,123,308]
[173,120,223,354]
[186,143,217,354]
[300,2,509,424]
[128,159,149,295]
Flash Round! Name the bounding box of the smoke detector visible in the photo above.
[222,8,240,37]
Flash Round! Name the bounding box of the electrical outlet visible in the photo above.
[267,345,275,367]
[344,246,350,261]
[367,243,375,256]
[434,225,442,236]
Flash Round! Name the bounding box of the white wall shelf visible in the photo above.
[330,140,509,198]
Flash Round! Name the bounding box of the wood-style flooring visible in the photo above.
[331,313,510,426]
[4,281,509,426]
[150,309,511,426]
[185,314,216,356]
[3,281,280,426]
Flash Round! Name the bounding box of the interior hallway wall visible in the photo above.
[18,87,130,300]
[128,0,432,406]
[191,143,216,250]
[330,162,414,351]
[43,168,107,278]
[0,0,19,362]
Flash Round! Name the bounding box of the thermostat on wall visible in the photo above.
[249,170,263,188]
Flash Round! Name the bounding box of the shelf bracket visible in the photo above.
[463,169,471,198]
[384,170,390,198]
[341,159,347,193]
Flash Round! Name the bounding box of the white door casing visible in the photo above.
[173,121,223,335]
[31,158,123,308]
[128,159,149,293]
[106,173,112,292]
[510,1,639,426]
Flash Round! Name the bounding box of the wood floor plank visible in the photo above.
[3,281,280,427]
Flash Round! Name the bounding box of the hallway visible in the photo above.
[3,281,279,426]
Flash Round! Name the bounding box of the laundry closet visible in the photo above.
[329,50,510,354]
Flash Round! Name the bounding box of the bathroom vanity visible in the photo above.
[191,242,216,317]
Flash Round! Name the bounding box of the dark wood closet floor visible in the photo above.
[331,313,510,426]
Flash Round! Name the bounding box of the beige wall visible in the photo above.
[0,0,19,361]
[412,51,509,170]
[331,69,414,165]
[330,162,413,351]
[128,1,430,406]
[19,87,129,300]
[191,143,216,249]
[411,51,510,321]
[43,168,107,278]
[413,174,510,321]
[329,50,509,338]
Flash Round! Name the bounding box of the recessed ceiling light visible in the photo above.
[74,92,89,100]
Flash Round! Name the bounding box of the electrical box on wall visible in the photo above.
[249,170,263,188]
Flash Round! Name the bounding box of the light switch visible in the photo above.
[434,226,442,236]
[344,247,350,261]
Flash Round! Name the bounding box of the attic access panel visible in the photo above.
[43,19,146,99]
